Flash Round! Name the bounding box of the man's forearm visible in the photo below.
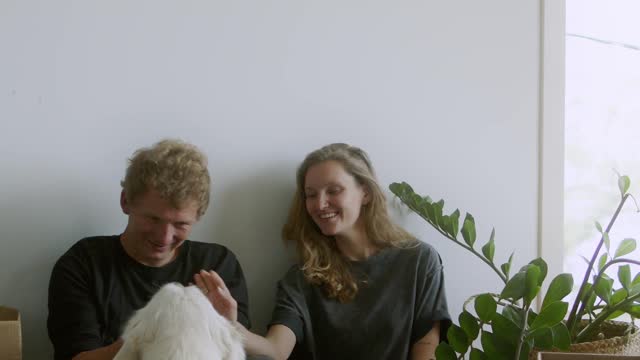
[72,340,123,360]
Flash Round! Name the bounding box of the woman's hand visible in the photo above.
[194,269,237,323]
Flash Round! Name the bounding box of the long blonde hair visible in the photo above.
[282,143,416,302]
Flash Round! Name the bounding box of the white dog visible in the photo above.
[113,282,245,360]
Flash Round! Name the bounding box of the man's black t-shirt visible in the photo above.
[47,235,250,360]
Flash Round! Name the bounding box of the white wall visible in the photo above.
[0,1,543,358]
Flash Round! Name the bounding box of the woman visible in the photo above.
[196,143,451,360]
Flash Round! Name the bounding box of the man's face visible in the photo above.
[120,188,199,267]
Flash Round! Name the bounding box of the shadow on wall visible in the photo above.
[204,161,297,334]
[0,182,121,360]
[0,164,296,358]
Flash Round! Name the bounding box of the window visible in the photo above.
[564,0,640,300]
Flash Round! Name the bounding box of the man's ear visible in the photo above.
[121,191,130,215]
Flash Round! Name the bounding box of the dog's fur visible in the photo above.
[113,283,245,360]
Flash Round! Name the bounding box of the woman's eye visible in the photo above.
[305,193,317,199]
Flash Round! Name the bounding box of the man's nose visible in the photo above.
[156,222,175,244]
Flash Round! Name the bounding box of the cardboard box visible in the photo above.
[0,306,22,360]
[538,352,640,360]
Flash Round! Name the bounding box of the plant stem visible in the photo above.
[514,306,530,360]
[581,258,640,307]
[597,258,640,279]
[408,202,508,284]
[575,291,640,343]
[566,194,629,337]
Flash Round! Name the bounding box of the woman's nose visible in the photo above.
[317,193,329,209]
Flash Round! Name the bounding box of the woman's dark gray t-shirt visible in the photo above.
[269,241,451,360]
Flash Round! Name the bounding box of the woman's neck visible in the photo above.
[335,227,378,261]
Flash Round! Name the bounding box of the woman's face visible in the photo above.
[304,160,369,240]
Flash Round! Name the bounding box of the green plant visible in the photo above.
[389,175,640,360]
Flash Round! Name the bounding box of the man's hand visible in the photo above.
[71,339,123,360]
[194,269,238,323]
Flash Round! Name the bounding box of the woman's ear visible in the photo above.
[362,187,371,205]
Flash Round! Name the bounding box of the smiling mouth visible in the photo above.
[319,212,338,219]
[148,240,170,250]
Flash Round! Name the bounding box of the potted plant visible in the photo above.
[389,174,640,359]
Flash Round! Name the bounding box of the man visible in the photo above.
[48,139,250,360]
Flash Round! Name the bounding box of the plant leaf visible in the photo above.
[618,175,631,197]
[604,232,611,253]
[469,348,488,360]
[433,200,444,227]
[618,265,631,290]
[594,276,614,304]
[500,271,526,301]
[501,252,514,279]
[530,301,568,331]
[419,203,432,220]
[518,342,531,360]
[607,310,626,320]
[388,182,405,197]
[542,273,574,309]
[449,209,460,239]
[524,264,542,305]
[411,193,424,208]
[424,202,437,224]
[480,331,510,360]
[482,228,496,263]
[502,305,524,327]
[611,288,628,305]
[622,304,640,317]
[631,274,640,296]
[551,323,571,350]
[598,253,608,271]
[459,311,480,341]
[490,313,521,346]
[583,283,597,313]
[435,342,457,360]
[531,327,554,350]
[439,215,452,237]
[461,213,477,248]
[595,221,603,233]
[475,293,497,323]
[614,238,637,258]
[529,258,548,285]
[447,324,470,354]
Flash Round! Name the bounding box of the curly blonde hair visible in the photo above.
[121,139,211,217]
[282,143,416,302]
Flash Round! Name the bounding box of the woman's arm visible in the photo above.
[411,321,440,360]
[238,324,296,360]
[195,270,296,360]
